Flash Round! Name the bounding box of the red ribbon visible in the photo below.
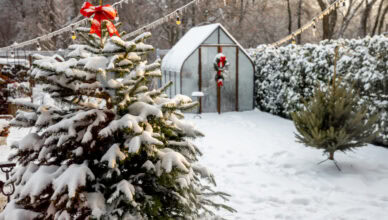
[217,77,223,87]
[80,2,120,37]
[218,56,226,68]
[216,55,226,87]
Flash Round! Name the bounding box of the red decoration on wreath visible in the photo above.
[80,2,120,37]
[214,54,228,87]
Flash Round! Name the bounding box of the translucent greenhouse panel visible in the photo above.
[219,30,234,44]
[175,71,180,97]
[203,30,218,44]
[238,49,254,111]
[220,46,237,112]
[200,46,219,113]
[168,71,172,97]
[181,50,200,113]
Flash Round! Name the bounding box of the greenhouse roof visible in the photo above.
[161,23,251,72]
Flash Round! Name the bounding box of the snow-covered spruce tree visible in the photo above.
[1,25,232,219]
[291,79,379,161]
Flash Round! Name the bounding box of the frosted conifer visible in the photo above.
[0,22,233,219]
[292,80,379,162]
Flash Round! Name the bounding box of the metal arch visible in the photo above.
[0,163,16,202]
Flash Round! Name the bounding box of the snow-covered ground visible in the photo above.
[0,127,25,211]
[1,110,388,219]
[190,110,388,220]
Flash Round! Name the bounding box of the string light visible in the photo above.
[271,0,347,47]
[312,19,317,37]
[176,15,181,25]
[70,25,76,40]
[36,42,41,51]
[71,31,77,40]
[0,0,347,51]
[0,0,203,51]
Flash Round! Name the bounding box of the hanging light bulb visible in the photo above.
[36,42,41,51]
[176,10,182,25]
[71,31,77,40]
[70,24,76,40]
[292,36,296,45]
[10,50,14,58]
[312,20,317,37]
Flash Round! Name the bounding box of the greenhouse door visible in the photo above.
[199,45,238,113]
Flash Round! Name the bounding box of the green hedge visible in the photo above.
[251,35,388,146]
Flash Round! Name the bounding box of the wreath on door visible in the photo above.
[213,53,229,87]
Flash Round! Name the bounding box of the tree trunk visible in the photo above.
[297,0,303,44]
[329,152,334,160]
[377,5,388,34]
[192,3,196,27]
[338,0,365,38]
[287,0,293,35]
[239,0,245,25]
[360,0,378,37]
[371,0,384,36]
[316,0,337,40]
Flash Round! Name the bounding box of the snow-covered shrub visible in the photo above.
[1,65,30,99]
[251,35,388,146]
[0,25,232,219]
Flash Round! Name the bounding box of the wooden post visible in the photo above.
[217,28,221,114]
[198,47,202,114]
[217,46,222,114]
[236,46,239,111]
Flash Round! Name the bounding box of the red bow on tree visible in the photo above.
[80,2,120,37]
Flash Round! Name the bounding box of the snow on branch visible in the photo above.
[156,148,190,175]
[101,144,127,168]
[107,180,136,206]
[52,163,95,200]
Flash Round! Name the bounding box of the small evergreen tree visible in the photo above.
[0,21,232,219]
[292,46,379,164]
[291,80,379,162]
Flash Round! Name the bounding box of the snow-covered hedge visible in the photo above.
[251,35,388,146]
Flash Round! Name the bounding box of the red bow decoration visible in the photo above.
[218,56,226,68]
[80,2,120,37]
[217,76,224,87]
[216,55,226,87]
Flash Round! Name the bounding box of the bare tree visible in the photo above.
[316,0,338,40]
[360,0,378,37]
[287,0,293,35]
[338,0,365,38]
[377,4,388,34]
[297,0,303,44]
